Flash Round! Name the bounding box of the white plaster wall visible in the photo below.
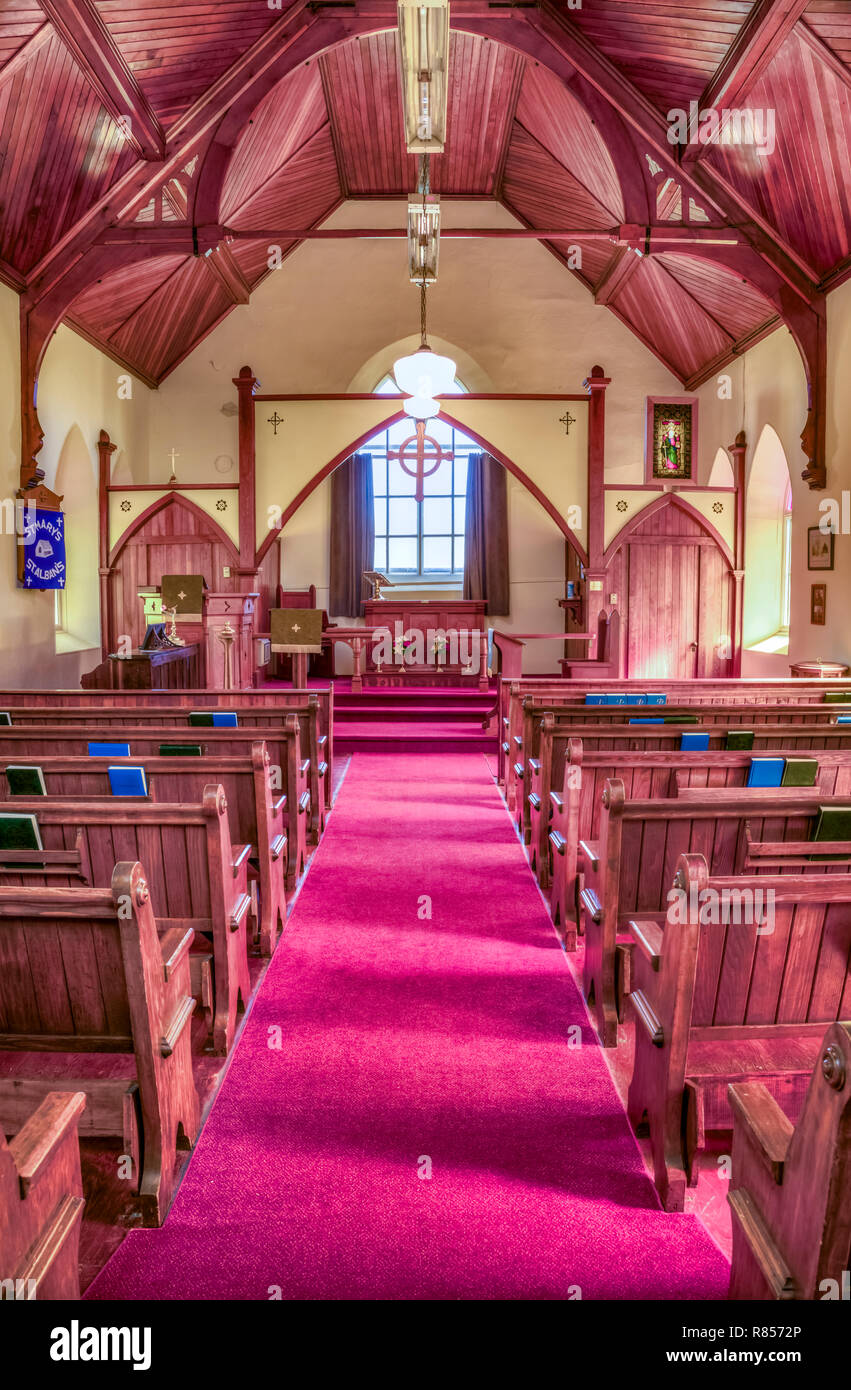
[0,291,152,688]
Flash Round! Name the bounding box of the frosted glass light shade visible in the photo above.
[403,395,440,420]
[393,346,457,397]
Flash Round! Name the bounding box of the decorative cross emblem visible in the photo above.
[268,412,283,435]
[177,590,187,601]
[388,421,452,502]
[292,623,301,633]
[559,411,576,436]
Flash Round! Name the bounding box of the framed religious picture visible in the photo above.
[645,397,697,484]
[807,526,834,570]
[811,583,827,625]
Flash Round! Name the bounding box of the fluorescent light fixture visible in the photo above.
[398,0,449,154]
[407,195,441,283]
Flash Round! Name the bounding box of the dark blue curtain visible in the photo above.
[329,452,375,617]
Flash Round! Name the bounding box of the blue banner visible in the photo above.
[19,507,66,590]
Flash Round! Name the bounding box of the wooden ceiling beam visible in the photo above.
[23,2,335,306]
[95,222,743,246]
[202,244,251,306]
[797,18,851,92]
[696,0,810,112]
[317,57,350,199]
[593,246,643,306]
[489,3,820,305]
[0,22,52,87]
[38,0,166,160]
[492,60,526,199]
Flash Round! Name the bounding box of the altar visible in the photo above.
[362,598,489,690]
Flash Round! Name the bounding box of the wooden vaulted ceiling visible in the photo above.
[2,1,851,392]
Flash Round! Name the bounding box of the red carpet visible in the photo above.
[86,751,729,1300]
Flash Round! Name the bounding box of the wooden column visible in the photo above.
[97,429,117,659]
[730,430,747,678]
[583,365,612,663]
[233,366,259,573]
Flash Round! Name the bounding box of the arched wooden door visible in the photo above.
[107,496,241,652]
[608,499,735,679]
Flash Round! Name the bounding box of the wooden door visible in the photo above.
[107,498,240,652]
[623,504,734,679]
[627,540,700,678]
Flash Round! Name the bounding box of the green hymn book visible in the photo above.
[5,765,47,796]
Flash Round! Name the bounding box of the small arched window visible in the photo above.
[744,426,793,654]
[780,481,792,634]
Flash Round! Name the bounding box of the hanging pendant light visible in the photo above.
[403,394,440,420]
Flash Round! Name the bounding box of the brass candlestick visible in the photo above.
[162,604,185,646]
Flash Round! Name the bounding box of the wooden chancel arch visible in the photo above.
[104,493,243,655]
[604,494,736,680]
[256,407,590,570]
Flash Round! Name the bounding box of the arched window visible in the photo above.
[781,481,792,633]
[744,425,793,655]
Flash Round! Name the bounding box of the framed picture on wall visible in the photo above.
[807,526,834,570]
[645,397,697,484]
[811,583,827,625]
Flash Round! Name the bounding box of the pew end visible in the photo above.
[728,1022,851,1300]
[0,1090,86,1301]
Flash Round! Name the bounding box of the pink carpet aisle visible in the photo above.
[86,750,730,1301]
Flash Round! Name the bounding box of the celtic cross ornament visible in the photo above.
[388,420,452,502]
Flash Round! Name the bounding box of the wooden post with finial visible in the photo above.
[583,365,612,664]
[233,366,260,574]
[96,429,117,657]
[729,430,747,677]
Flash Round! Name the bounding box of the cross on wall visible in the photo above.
[388,421,453,503]
[268,412,284,435]
[559,411,576,436]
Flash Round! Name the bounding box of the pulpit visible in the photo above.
[140,585,259,689]
[362,598,489,690]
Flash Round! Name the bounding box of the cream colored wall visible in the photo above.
[693,325,830,674]
[0,291,152,688]
[146,199,678,672]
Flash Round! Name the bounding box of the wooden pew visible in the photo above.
[539,728,851,921]
[0,1091,86,1300]
[0,744,287,958]
[727,1021,851,1300]
[0,789,252,1056]
[0,828,92,889]
[578,781,851,1049]
[0,687,334,814]
[0,720,308,894]
[0,862,200,1227]
[3,697,327,844]
[509,698,851,822]
[625,854,851,1212]
[495,676,851,787]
